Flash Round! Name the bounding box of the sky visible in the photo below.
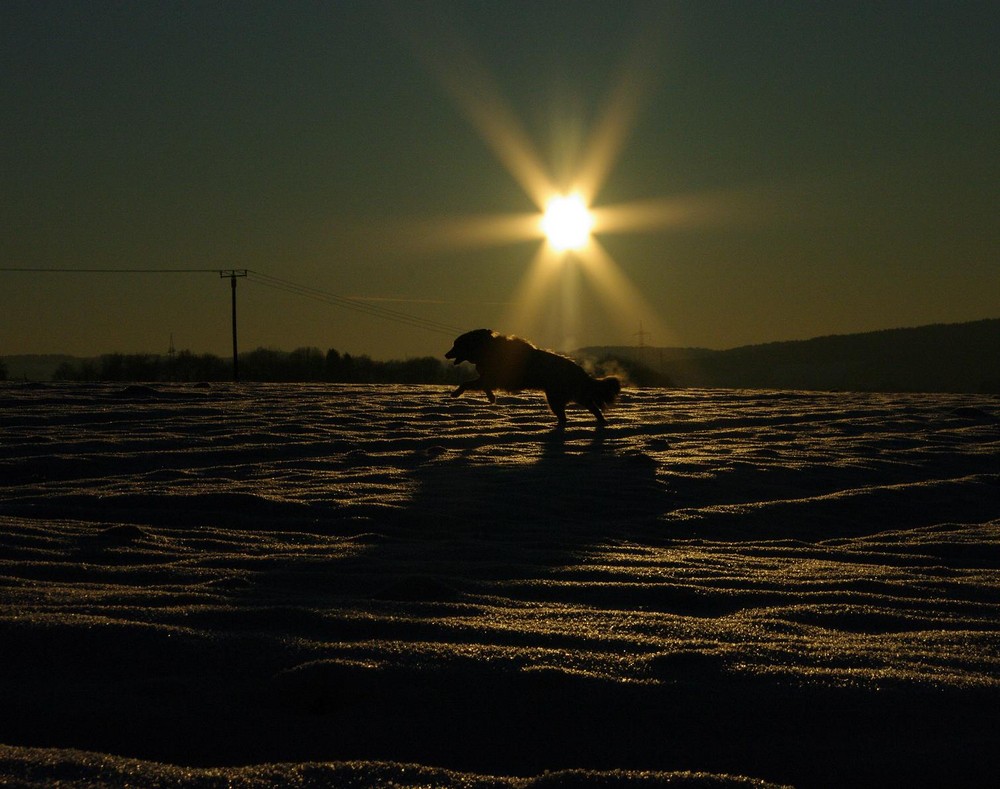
[2,0,997,360]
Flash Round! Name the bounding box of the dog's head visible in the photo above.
[445,328,496,365]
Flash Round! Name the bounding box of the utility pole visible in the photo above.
[633,320,650,348]
[633,321,650,367]
[220,270,248,382]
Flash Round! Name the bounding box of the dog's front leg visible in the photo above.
[451,378,496,403]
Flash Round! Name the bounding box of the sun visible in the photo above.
[541,193,594,252]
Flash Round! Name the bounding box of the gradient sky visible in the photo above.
[2,0,997,360]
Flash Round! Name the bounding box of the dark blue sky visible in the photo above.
[2,1,997,358]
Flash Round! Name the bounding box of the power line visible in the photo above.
[246,270,462,336]
[0,266,463,337]
[0,267,223,273]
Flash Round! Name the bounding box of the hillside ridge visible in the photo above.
[577,318,1000,393]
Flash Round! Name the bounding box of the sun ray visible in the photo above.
[393,212,545,255]
[592,191,764,236]
[440,77,555,210]
[314,211,543,267]
[559,254,582,351]
[574,238,676,346]
[501,243,563,339]
[573,20,664,205]
[388,5,555,209]
[591,199,691,234]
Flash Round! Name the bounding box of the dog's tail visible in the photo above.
[591,375,621,411]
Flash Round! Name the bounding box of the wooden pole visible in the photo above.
[220,270,248,382]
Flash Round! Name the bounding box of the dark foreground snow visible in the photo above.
[1,382,998,787]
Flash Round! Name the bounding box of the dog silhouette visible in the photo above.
[445,329,621,424]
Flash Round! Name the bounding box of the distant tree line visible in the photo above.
[46,347,667,387]
[0,358,7,381]
[50,347,471,384]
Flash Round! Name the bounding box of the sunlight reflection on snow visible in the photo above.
[1,381,999,784]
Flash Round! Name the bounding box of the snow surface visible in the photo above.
[1,382,999,787]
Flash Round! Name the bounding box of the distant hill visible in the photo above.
[578,318,1000,393]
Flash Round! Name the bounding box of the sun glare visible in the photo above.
[394,12,697,349]
[541,193,594,252]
